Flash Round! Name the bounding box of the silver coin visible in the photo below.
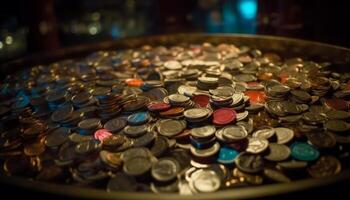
[274,127,294,144]
[252,127,275,140]
[184,108,210,119]
[246,137,269,154]
[191,125,216,139]
[222,125,248,141]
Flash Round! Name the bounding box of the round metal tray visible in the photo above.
[1,34,350,199]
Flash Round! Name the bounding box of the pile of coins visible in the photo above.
[1,43,350,194]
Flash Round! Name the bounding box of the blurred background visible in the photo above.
[1,0,350,62]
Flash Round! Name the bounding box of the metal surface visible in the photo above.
[1,33,350,199]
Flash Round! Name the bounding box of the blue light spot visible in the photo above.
[238,0,257,20]
[110,25,120,39]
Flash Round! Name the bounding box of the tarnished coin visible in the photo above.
[325,120,349,132]
[306,131,336,149]
[307,156,341,178]
[123,156,152,176]
[263,168,291,183]
[124,124,148,138]
[158,119,186,137]
[264,143,291,162]
[104,118,127,133]
[151,157,180,182]
[235,152,264,173]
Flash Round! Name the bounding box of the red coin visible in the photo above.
[147,102,171,112]
[325,98,350,111]
[192,94,210,108]
[94,129,113,142]
[212,108,236,125]
[244,91,266,104]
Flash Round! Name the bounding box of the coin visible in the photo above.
[191,125,216,139]
[264,143,291,162]
[306,131,336,149]
[190,169,221,193]
[235,152,264,173]
[184,108,210,120]
[222,125,248,141]
[124,124,148,137]
[151,157,180,182]
[147,102,171,112]
[45,127,71,149]
[307,156,341,178]
[246,138,269,154]
[263,168,291,183]
[158,119,186,137]
[94,129,113,142]
[325,120,349,132]
[274,127,294,144]
[127,112,150,125]
[217,146,239,164]
[290,142,320,161]
[104,118,127,133]
[212,108,236,126]
[252,127,276,140]
[123,156,152,176]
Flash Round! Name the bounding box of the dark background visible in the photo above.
[1,0,350,62]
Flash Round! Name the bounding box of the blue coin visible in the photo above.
[217,146,239,164]
[290,142,320,161]
[127,112,150,125]
[12,95,30,109]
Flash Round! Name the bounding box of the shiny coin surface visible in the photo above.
[190,169,221,193]
[246,138,269,154]
[274,127,294,144]
[151,157,180,182]
[191,125,216,139]
[222,125,248,141]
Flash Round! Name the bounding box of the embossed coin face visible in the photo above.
[151,157,180,182]
[252,127,275,140]
[222,125,248,141]
[184,108,209,119]
[191,125,216,139]
[158,119,186,137]
[191,169,221,193]
[264,143,291,161]
[235,152,264,173]
[246,138,269,154]
[274,127,294,144]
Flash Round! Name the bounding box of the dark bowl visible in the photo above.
[1,33,350,199]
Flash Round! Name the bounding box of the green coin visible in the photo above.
[290,142,320,161]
